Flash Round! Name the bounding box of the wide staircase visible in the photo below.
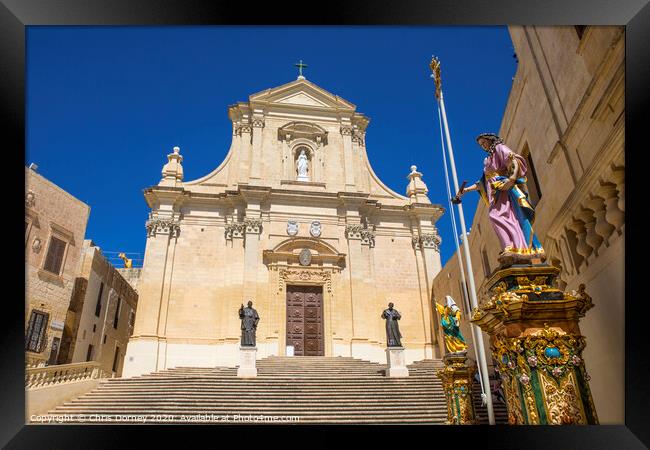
[44,356,506,424]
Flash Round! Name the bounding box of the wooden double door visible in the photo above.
[286,285,324,356]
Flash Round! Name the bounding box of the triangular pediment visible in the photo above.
[276,92,330,107]
[249,78,356,111]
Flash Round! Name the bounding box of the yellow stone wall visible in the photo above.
[432,26,625,423]
[25,167,90,367]
[63,241,138,377]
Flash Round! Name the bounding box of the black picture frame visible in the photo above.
[5,0,648,447]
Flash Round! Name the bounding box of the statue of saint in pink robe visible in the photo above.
[475,143,544,261]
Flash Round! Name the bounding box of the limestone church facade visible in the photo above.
[123,76,445,378]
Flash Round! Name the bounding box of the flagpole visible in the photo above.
[430,57,495,425]
[436,105,487,407]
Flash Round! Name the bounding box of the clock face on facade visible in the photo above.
[299,248,312,266]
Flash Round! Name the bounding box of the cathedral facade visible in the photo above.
[123,77,444,377]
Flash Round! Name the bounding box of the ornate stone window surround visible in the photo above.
[39,223,74,279]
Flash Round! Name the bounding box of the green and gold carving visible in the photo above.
[436,352,477,425]
[471,263,598,425]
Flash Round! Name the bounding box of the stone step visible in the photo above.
[52,406,448,413]
[94,386,442,392]
[39,357,465,424]
[82,391,444,397]
[100,378,443,384]
[91,382,442,392]
[101,381,442,386]
[41,415,446,424]
[79,390,442,401]
[69,395,446,405]
[80,392,443,398]
[56,405,449,411]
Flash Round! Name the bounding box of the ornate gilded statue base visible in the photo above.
[237,346,257,378]
[435,351,477,425]
[385,346,409,378]
[471,263,598,425]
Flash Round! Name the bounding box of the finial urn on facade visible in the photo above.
[406,165,431,204]
[160,146,184,187]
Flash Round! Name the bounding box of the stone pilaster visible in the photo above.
[436,352,477,425]
[239,123,253,181]
[242,217,262,302]
[340,125,355,189]
[471,264,598,425]
[122,213,180,377]
[344,222,363,341]
[250,117,264,180]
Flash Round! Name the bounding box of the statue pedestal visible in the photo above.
[471,263,598,424]
[237,346,257,378]
[436,351,477,425]
[385,347,409,378]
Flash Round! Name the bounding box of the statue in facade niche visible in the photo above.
[435,295,467,354]
[453,133,545,265]
[296,149,309,181]
[239,301,260,347]
[382,302,402,347]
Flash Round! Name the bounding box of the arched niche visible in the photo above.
[291,143,315,182]
[278,121,327,183]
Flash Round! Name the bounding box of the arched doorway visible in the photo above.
[263,238,346,356]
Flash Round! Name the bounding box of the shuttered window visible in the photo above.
[113,297,121,329]
[95,282,104,317]
[25,310,49,352]
[112,346,120,372]
[43,236,66,275]
[86,344,94,362]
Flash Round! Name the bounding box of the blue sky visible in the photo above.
[26,26,517,268]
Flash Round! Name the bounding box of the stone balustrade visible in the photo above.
[548,160,624,276]
[25,361,110,389]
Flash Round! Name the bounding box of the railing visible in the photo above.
[25,361,111,388]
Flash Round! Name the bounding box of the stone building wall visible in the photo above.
[58,240,138,377]
[25,166,90,367]
[431,25,625,424]
[117,268,142,292]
